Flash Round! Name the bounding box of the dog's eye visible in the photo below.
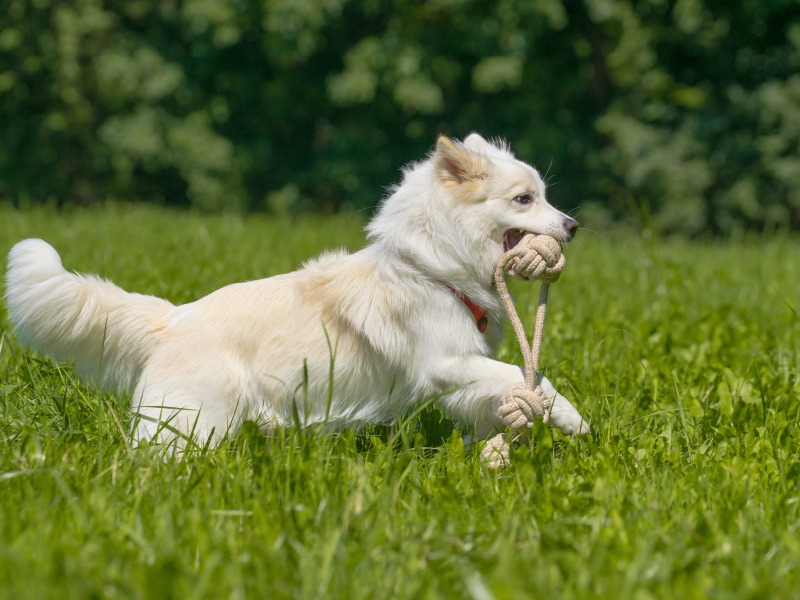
[513,193,533,205]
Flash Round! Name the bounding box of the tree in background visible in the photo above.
[1,0,798,234]
[592,0,800,234]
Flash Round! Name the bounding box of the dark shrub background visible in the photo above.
[1,0,799,234]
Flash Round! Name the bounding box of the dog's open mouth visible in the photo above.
[503,229,526,252]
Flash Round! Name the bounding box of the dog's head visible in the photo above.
[368,133,577,292]
[434,134,578,254]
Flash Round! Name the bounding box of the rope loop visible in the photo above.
[481,233,565,467]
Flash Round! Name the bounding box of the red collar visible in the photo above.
[445,285,488,333]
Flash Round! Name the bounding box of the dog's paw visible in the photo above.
[551,409,591,437]
[538,375,591,437]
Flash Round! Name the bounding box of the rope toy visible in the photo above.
[481,234,565,469]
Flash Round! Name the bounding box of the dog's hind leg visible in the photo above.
[129,388,202,448]
[129,378,241,448]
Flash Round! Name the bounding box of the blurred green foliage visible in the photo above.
[1,0,799,233]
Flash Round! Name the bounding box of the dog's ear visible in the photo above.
[463,133,492,151]
[435,136,487,186]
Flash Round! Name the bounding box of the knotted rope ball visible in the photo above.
[498,383,550,430]
[500,234,565,284]
[480,233,565,469]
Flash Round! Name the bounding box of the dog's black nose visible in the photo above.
[564,217,579,235]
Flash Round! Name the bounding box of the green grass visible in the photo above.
[1,204,800,599]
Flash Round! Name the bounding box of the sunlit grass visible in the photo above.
[1,204,800,599]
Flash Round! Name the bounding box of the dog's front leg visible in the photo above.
[428,356,590,442]
[427,355,523,436]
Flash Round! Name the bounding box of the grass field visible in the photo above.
[1,204,800,599]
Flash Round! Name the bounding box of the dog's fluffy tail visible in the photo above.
[5,239,173,389]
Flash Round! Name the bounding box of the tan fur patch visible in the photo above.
[435,136,488,186]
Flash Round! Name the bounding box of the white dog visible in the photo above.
[5,134,590,447]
